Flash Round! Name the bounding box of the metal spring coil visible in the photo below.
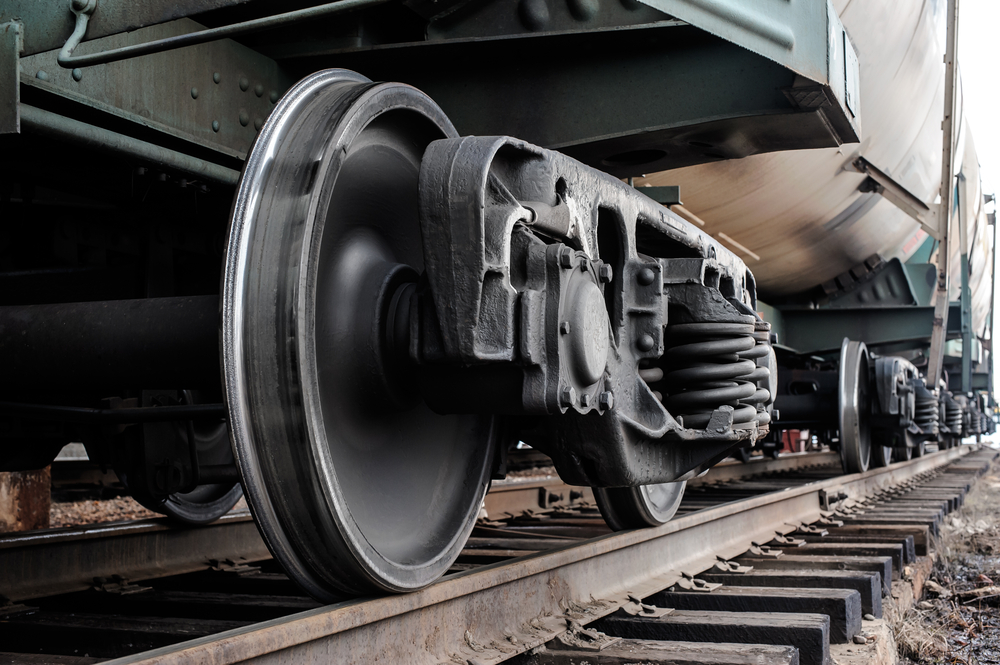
[659,322,769,429]
[913,393,939,436]
[944,394,963,434]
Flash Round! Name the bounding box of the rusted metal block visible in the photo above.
[0,468,50,533]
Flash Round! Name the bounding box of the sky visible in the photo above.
[960,0,999,198]
[956,0,1000,402]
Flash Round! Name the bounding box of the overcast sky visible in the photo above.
[960,0,998,198]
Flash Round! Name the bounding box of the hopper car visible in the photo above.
[0,0,992,600]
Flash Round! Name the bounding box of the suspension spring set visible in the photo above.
[656,322,770,429]
[912,384,939,436]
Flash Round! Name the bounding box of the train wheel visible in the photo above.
[870,432,893,468]
[222,70,497,598]
[594,482,687,530]
[839,339,872,474]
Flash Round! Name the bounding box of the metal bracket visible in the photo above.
[209,559,262,577]
[550,619,622,652]
[0,20,21,134]
[620,593,674,618]
[793,523,829,536]
[849,156,940,239]
[710,557,753,574]
[92,574,152,595]
[672,572,722,592]
[748,542,783,558]
[770,532,806,547]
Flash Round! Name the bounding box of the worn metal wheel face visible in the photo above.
[839,339,871,474]
[223,70,497,598]
[163,417,244,524]
[594,481,687,530]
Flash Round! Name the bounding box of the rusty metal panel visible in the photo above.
[0,20,20,133]
[1,0,253,57]
[0,468,50,533]
[21,18,292,159]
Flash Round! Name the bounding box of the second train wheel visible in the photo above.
[223,70,498,599]
[594,482,687,530]
[839,339,872,474]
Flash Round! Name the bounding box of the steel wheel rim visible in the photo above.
[223,70,496,598]
[839,339,871,473]
[594,481,686,530]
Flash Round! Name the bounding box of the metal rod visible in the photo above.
[58,0,388,69]
[19,104,240,185]
[0,401,226,424]
[927,0,961,387]
[0,295,221,391]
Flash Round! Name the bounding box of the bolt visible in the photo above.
[190,87,199,99]
[239,110,250,127]
[35,70,49,81]
[560,386,577,407]
[213,72,221,84]
[637,333,655,352]
[637,267,656,285]
[560,321,571,335]
[270,90,279,103]
[255,84,264,97]
[580,393,591,407]
[598,263,614,283]
[72,68,83,82]
[254,117,263,131]
[239,76,249,91]
[599,391,614,410]
[559,247,574,268]
[211,120,220,132]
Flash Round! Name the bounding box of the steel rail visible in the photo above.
[0,510,269,602]
[104,445,975,665]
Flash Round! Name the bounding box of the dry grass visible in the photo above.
[888,452,1000,664]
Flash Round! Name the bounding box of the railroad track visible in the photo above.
[0,446,993,664]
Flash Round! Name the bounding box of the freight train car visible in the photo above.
[641,0,996,469]
[0,0,991,600]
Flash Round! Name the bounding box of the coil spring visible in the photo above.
[944,393,963,434]
[654,321,770,429]
[912,388,939,436]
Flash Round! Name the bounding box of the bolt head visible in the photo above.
[239,76,250,92]
[560,321,571,335]
[35,70,49,81]
[254,84,264,97]
[211,120,220,132]
[599,391,614,410]
[580,393,591,407]
[71,68,83,82]
[560,386,577,407]
[598,263,614,283]
[637,267,656,285]
[190,87,199,99]
[270,90,279,103]
[559,247,574,269]
[637,333,656,352]
[239,109,250,127]
[213,72,221,84]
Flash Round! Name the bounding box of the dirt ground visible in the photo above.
[49,496,159,527]
[892,447,1000,665]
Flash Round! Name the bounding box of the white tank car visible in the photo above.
[638,0,993,339]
